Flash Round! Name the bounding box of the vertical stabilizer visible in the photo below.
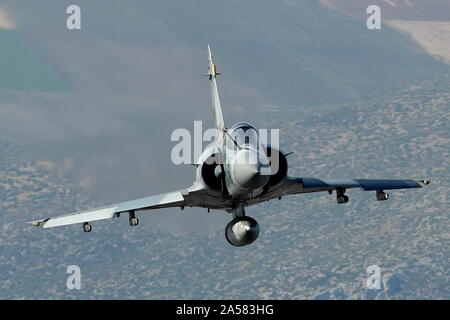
[207,45,225,132]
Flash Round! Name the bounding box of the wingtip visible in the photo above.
[28,218,49,227]
[418,179,431,185]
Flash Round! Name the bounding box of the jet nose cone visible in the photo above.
[233,150,269,189]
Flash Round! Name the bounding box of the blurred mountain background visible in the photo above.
[0,0,448,299]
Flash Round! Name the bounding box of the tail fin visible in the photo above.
[207,45,225,131]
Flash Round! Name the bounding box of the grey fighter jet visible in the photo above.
[31,46,430,247]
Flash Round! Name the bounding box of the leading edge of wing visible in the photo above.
[300,178,423,191]
[41,190,188,229]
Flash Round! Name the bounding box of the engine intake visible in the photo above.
[200,154,223,190]
[264,147,288,187]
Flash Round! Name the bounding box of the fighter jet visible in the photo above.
[31,46,430,246]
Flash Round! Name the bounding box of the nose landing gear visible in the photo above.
[232,201,246,219]
[225,201,260,247]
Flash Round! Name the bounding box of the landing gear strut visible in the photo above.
[232,201,246,218]
[129,210,139,226]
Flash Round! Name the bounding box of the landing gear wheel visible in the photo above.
[225,216,260,247]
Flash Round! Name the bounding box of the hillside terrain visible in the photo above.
[322,0,450,65]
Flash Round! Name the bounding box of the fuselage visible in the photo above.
[224,122,270,197]
[195,122,271,201]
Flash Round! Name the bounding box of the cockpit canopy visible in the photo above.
[228,122,259,149]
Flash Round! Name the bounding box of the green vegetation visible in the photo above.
[0,30,66,92]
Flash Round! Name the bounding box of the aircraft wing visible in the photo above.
[30,185,206,229]
[280,177,429,195]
